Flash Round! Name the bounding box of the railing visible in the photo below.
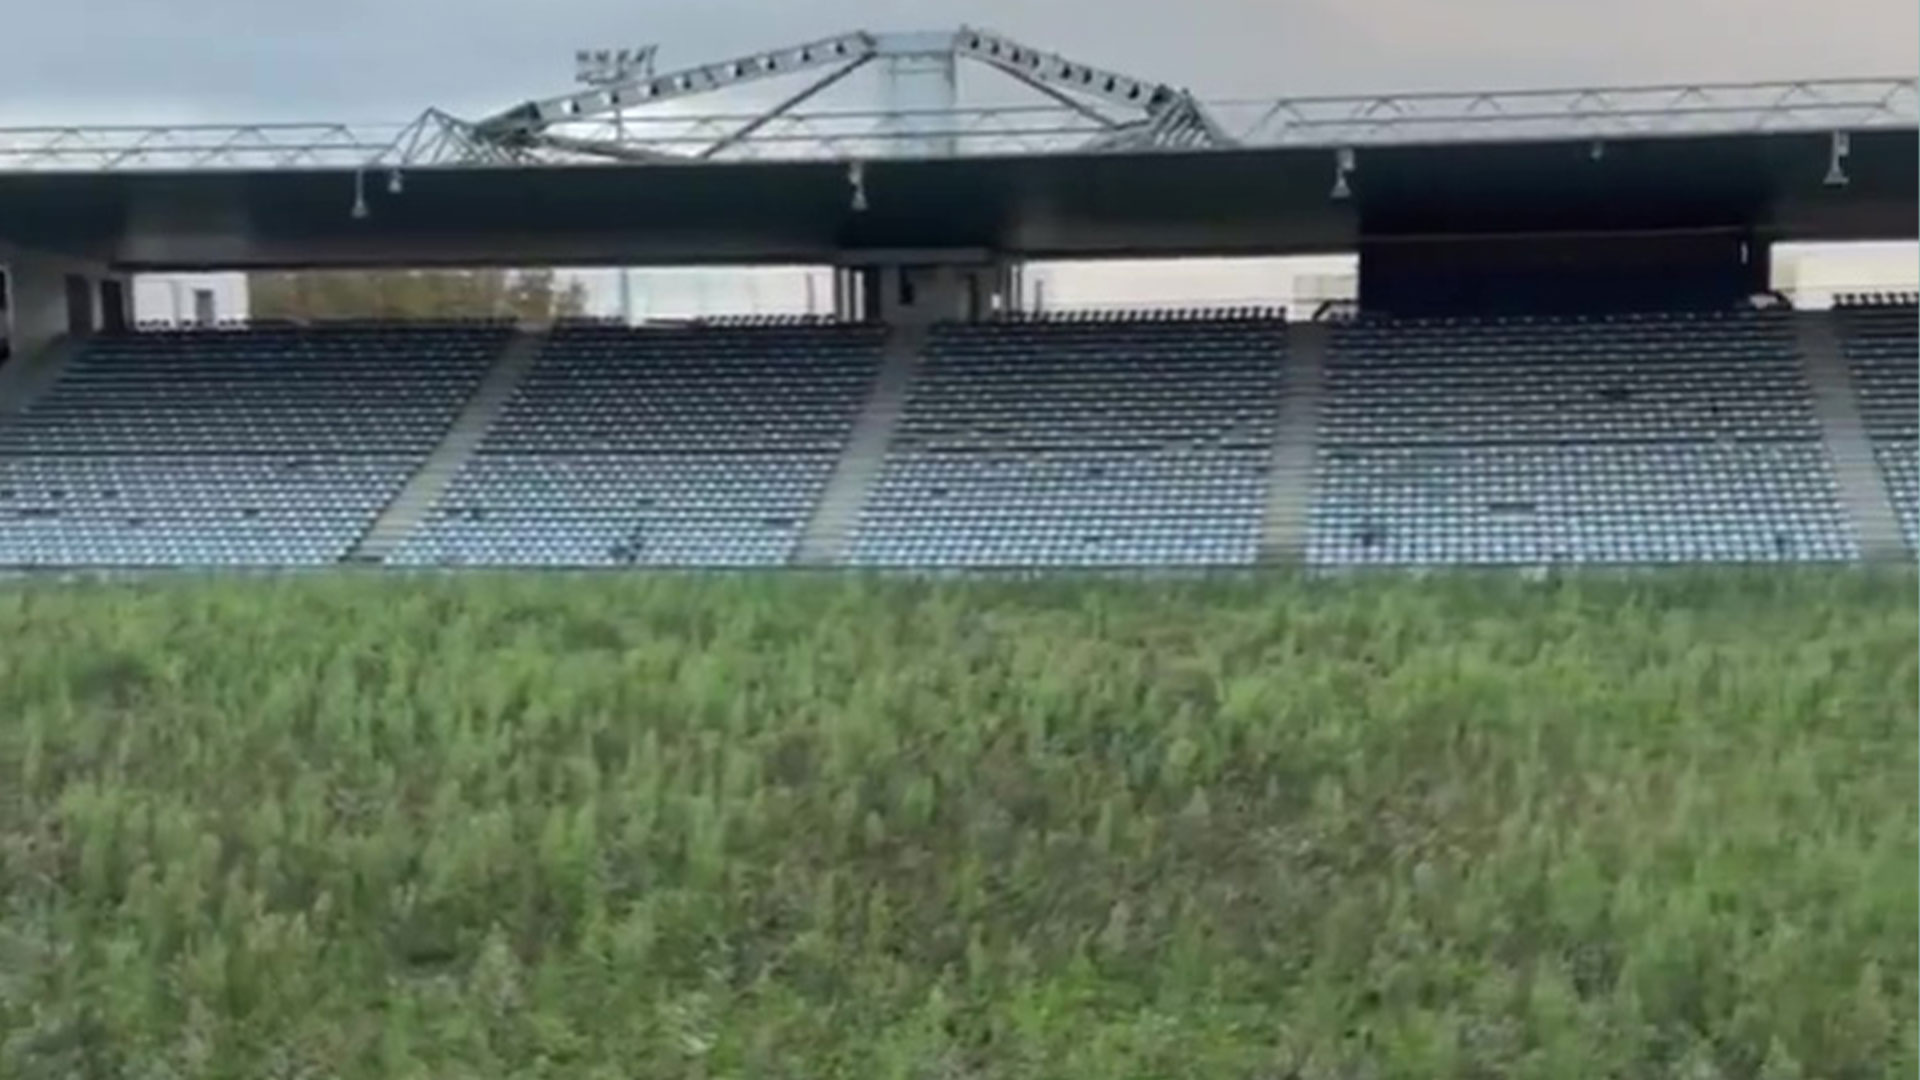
[0,122,406,171]
[0,77,1911,172]
[1791,286,1920,310]
[0,109,503,173]
[1227,77,1918,148]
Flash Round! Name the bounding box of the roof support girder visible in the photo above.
[470,26,1235,160]
[476,31,879,142]
[699,56,875,159]
[952,27,1233,149]
[953,28,1173,113]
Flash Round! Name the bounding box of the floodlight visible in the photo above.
[575,44,658,86]
[1824,130,1851,187]
[848,160,868,212]
[1330,147,1355,200]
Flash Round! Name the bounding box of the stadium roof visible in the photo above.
[0,27,1910,170]
[0,29,1910,267]
[0,78,1911,172]
[0,129,1909,270]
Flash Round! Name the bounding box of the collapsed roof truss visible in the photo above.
[0,28,1910,174]
[470,27,1236,161]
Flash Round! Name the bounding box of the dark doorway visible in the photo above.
[0,266,11,363]
[100,279,128,334]
[64,274,94,336]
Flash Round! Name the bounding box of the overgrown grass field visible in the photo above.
[0,571,1913,1078]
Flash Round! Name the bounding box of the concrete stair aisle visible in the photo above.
[347,327,548,564]
[1258,320,1325,565]
[791,323,926,567]
[1796,310,1907,563]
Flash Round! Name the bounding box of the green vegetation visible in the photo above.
[0,570,1913,1078]
[247,268,588,322]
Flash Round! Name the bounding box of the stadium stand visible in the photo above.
[1308,309,1860,565]
[844,310,1286,567]
[1836,296,1919,550]
[390,322,886,567]
[0,303,1903,572]
[0,324,506,567]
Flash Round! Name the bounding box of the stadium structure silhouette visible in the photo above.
[0,28,1912,570]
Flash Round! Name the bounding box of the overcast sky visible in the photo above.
[2,0,1914,125]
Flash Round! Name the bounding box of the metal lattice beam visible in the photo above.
[1230,77,1920,146]
[0,75,1910,173]
[0,122,401,171]
[951,26,1231,149]
[475,31,879,144]
[696,56,874,159]
[469,27,1235,162]
[373,109,525,167]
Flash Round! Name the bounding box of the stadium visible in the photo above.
[0,17,1914,1077]
[0,28,1913,571]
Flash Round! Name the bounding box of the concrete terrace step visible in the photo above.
[791,324,926,567]
[1797,310,1908,563]
[347,327,548,564]
[1259,321,1324,565]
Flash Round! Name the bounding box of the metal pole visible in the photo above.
[616,107,633,326]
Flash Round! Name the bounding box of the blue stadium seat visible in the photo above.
[845,310,1286,568]
[389,322,886,568]
[0,324,506,568]
[1306,309,1859,566]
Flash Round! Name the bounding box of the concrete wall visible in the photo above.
[859,263,1017,326]
[0,241,125,363]
[132,272,251,324]
[1773,241,1920,309]
[1023,255,1336,313]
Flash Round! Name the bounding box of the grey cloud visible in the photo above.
[0,0,1912,124]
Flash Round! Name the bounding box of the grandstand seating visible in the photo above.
[1309,310,1858,565]
[0,325,505,567]
[1837,298,1919,550]
[0,303,1899,572]
[390,323,885,567]
[845,312,1285,567]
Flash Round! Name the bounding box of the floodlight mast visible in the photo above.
[576,47,659,88]
[572,46,659,150]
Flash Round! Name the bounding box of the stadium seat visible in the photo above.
[1306,309,1859,566]
[844,310,1287,568]
[389,322,886,568]
[0,325,507,568]
[0,304,1888,572]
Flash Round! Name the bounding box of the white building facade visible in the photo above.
[132,272,251,325]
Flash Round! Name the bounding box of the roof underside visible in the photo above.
[0,128,1908,270]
